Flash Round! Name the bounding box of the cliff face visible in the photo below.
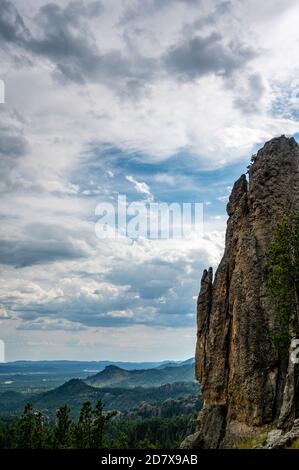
[194,136,299,448]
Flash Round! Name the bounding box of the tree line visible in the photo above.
[0,400,116,449]
[0,400,196,449]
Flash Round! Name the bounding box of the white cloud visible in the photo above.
[126,175,153,200]
[0,0,299,360]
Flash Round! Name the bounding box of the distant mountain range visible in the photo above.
[33,379,199,417]
[0,358,195,394]
[0,381,199,421]
[85,363,195,388]
[0,358,194,373]
[0,361,198,419]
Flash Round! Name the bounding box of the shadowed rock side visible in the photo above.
[182,136,299,448]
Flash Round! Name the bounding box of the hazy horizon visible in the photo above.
[1,356,194,364]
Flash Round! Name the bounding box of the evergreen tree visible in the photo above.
[75,401,93,448]
[92,400,116,448]
[18,403,35,448]
[18,403,44,448]
[55,405,72,448]
[266,214,299,351]
[137,436,158,449]
[117,432,129,449]
[33,411,44,448]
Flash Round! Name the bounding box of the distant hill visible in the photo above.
[41,378,95,398]
[0,379,200,419]
[157,358,195,369]
[0,361,197,418]
[85,363,195,388]
[180,358,195,366]
[0,358,195,395]
[0,359,194,374]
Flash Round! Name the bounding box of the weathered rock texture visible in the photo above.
[194,136,299,448]
[258,419,299,448]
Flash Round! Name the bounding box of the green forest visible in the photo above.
[0,400,196,449]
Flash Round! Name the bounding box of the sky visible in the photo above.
[0,0,299,362]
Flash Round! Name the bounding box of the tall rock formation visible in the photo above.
[190,136,299,448]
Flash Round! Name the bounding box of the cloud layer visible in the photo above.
[0,0,299,360]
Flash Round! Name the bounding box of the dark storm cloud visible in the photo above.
[0,238,88,267]
[164,33,256,80]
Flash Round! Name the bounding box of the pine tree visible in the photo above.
[91,400,105,448]
[75,401,93,448]
[117,432,129,449]
[91,400,115,448]
[18,403,43,448]
[33,411,44,448]
[266,214,299,351]
[55,405,72,448]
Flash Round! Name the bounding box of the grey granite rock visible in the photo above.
[194,136,299,448]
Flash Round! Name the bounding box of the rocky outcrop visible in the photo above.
[193,136,299,448]
[258,419,299,448]
[126,395,200,420]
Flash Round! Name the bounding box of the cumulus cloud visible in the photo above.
[1,0,299,359]
[0,0,156,89]
[0,0,258,95]
[126,175,153,200]
[0,238,88,267]
[0,234,222,332]
[1,0,298,163]
[164,33,255,80]
[16,317,87,331]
